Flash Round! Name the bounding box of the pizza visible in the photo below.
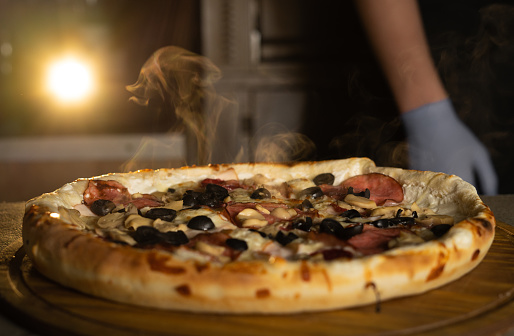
[22,158,495,313]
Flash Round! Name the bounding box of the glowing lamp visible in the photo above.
[47,57,94,102]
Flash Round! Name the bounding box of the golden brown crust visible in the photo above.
[22,158,495,313]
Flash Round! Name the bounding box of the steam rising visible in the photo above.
[254,132,316,163]
[126,46,317,166]
[126,46,232,165]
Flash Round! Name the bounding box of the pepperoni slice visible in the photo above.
[341,173,404,205]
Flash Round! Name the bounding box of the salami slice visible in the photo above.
[83,180,131,206]
[83,180,162,209]
[341,173,404,205]
[347,225,404,255]
[201,178,247,191]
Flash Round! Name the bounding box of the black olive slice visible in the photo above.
[90,199,116,216]
[299,199,314,211]
[249,229,267,238]
[388,217,415,227]
[205,184,229,201]
[313,173,335,186]
[197,193,219,208]
[133,226,162,245]
[182,190,202,207]
[144,208,177,222]
[292,217,313,232]
[226,238,248,251]
[372,219,390,228]
[347,187,371,199]
[338,224,364,240]
[431,224,452,237]
[319,218,344,235]
[275,231,299,246]
[162,230,189,246]
[341,209,361,219]
[298,186,324,199]
[250,188,271,199]
[187,215,215,231]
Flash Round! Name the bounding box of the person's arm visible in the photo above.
[354,0,498,194]
[354,0,446,113]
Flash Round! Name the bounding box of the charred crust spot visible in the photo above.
[175,284,191,297]
[472,249,480,261]
[426,263,445,281]
[256,288,270,298]
[147,252,186,275]
[365,282,381,313]
[195,263,209,273]
[478,219,493,232]
[300,261,311,282]
[426,251,448,282]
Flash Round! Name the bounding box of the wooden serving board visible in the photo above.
[1,223,514,336]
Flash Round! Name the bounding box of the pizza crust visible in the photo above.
[22,158,495,313]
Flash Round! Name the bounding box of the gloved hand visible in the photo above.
[401,98,498,195]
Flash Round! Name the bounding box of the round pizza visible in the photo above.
[22,158,495,313]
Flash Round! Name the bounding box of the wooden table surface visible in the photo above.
[1,196,513,336]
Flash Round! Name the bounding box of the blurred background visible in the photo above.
[0,0,513,201]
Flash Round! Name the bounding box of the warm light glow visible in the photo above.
[49,212,60,219]
[47,57,94,102]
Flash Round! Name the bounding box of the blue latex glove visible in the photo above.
[401,99,498,195]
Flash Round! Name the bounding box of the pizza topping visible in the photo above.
[343,194,377,208]
[292,217,313,232]
[182,183,229,208]
[226,238,248,251]
[144,208,177,222]
[125,214,155,230]
[347,226,404,255]
[97,212,125,229]
[347,187,371,199]
[90,199,116,216]
[270,207,296,220]
[416,214,454,226]
[298,186,324,200]
[313,173,335,186]
[275,231,299,246]
[341,173,404,205]
[430,224,452,237]
[341,209,361,219]
[72,169,457,263]
[133,226,189,246]
[320,218,364,241]
[83,180,163,209]
[84,180,131,206]
[250,188,272,199]
[299,199,314,211]
[187,215,216,231]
